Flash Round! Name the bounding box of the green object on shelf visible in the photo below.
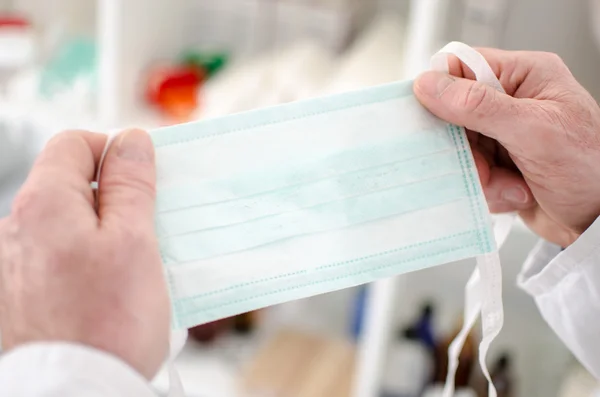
[40,36,97,98]
[180,50,228,78]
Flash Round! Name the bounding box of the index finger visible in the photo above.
[446,47,538,96]
[15,131,107,220]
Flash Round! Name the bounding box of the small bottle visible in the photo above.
[491,353,513,397]
[467,355,488,397]
[188,318,232,344]
[350,286,368,340]
[412,303,436,352]
[432,318,477,388]
[233,311,259,335]
[380,327,434,397]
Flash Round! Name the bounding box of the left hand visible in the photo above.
[0,129,170,379]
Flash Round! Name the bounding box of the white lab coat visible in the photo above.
[2,218,600,396]
[518,217,600,381]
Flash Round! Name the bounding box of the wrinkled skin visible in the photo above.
[414,48,600,247]
[0,130,169,379]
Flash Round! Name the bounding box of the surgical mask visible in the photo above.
[97,42,512,397]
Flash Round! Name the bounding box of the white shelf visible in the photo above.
[97,0,188,128]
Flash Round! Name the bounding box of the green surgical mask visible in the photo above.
[97,42,511,397]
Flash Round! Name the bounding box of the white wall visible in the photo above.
[440,0,600,97]
[501,0,600,98]
[15,0,96,36]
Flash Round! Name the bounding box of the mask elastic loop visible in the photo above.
[430,41,506,94]
[431,42,515,397]
[92,131,119,211]
[95,131,119,187]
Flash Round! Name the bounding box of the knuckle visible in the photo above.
[45,130,84,149]
[540,51,564,65]
[460,82,495,115]
[539,52,570,74]
[11,187,44,221]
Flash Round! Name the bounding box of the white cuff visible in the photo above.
[0,343,158,397]
[517,239,562,296]
[518,217,600,296]
[517,216,600,379]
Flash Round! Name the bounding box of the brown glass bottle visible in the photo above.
[490,354,513,397]
[233,311,259,335]
[432,319,477,388]
[188,318,233,344]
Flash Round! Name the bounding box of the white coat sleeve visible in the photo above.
[519,217,600,380]
[0,343,159,396]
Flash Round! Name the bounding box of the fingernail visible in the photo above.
[501,187,528,204]
[416,72,456,98]
[117,129,152,162]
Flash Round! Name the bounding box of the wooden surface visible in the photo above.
[240,329,356,397]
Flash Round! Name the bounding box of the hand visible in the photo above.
[0,129,169,379]
[414,49,600,247]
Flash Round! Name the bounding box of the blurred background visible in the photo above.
[1,0,600,396]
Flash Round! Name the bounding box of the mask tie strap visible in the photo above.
[92,130,119,208]
[477,214,514,397]
[430,42,516,397]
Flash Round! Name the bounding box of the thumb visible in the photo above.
[414,71,532,147]
[97,129,156,230]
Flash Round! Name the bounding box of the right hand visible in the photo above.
[414,49,600,248]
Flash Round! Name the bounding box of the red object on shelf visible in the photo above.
[0,15,31,29]
[146,64,205,122]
